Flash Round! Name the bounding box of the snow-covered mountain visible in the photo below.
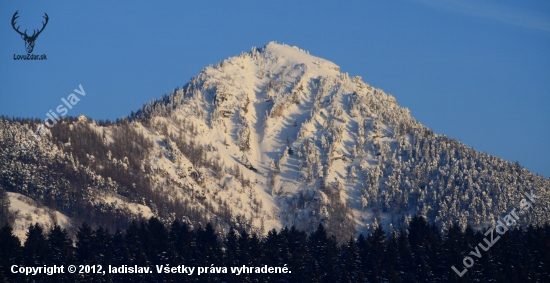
[1,42,549,242]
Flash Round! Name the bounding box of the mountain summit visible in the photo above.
[1,42,549,241]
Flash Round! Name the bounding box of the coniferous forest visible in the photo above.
[1,215,549,283]
[2,44,550,282]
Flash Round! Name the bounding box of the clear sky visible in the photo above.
[1,0,549,177]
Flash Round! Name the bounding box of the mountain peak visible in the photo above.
[262,41,340,71]
[2,43,549,242]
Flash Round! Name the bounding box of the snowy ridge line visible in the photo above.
[1,42,549,243]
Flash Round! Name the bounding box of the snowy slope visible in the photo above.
[2,42,549,242]
[8,192,70,241]
[163,42,419,237]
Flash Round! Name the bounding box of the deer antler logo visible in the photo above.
[11,11,49,54]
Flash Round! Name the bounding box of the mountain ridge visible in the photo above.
[1,42,549,242]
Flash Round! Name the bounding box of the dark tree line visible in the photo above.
[1,216,549,282]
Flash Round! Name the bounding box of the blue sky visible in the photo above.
[1,0,549,177]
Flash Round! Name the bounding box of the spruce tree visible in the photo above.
[75,222,94,264]
[396,230,415,283]
[0,224,21,282]
[47,225,75,282]
[75,222,95,283]
[24,224,49,277]
[223,228,240,283]
[407,216,433,281]
[365,223,386,282]
[92,226,114,283]
[442,222,470,282]
[286,226,308,282]
[339,236,363,283]
[383,231,401,282]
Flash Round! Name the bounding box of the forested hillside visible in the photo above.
[1,43,549,243]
